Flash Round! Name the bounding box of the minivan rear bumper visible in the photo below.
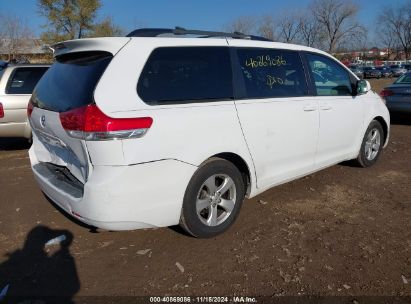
[29,147,197,230]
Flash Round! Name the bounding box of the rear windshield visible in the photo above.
[32,52,112,112]
[6,67,48,94]
[395,74,411,84]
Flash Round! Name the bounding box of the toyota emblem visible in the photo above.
[40,115,46,128]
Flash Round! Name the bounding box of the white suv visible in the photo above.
[0,64,49,139]
[28,28,390,238]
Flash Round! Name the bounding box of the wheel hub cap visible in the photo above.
[365,128,381,161]
[195,174,237,227]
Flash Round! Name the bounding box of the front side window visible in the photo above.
[306,53,352,96]
[234,48,308,99]
[6,67,48,94]
[137,47,233,105]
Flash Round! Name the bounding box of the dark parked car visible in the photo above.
[350,66,364,79]
[363,66,382,79]
[376,66,392,78]
[380,72,411,113]
[403,64,411,71]
[390,65,407,77]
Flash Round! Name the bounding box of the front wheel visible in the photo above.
[356,120,384,167]
[179,158,245,238]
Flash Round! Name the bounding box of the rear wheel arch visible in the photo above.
[180,156,246,238]
[201,153,252,197]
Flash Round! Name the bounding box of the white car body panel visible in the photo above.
[315,95,365,167]
[30,146,197,229]
[234,96,319,189]
[93,38,258,193]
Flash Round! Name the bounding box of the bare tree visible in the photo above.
[276,12,302,43]
[0,15,33,60]
[311,0,366,53]
[378,26,398,52]
[257,15,277,40]
[223,16,257,34]
[378,3,411,60]
[258,11,318,45]
[299,13,322,47]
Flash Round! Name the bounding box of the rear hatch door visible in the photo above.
[30,108,90,183]
[30,41,127,183]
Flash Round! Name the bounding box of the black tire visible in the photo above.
[356,120,384,168]
[179,158,245,238]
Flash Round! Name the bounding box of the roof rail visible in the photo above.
[126,27,272,42]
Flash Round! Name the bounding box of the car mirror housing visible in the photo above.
[357,79,371,95]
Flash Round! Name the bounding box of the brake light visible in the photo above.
[380,89,394,98]
[27,99,34,118]
[0,103,4,118]
[59,104,153,140]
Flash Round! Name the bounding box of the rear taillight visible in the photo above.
[59,104,153,141]
[380,89,394,98]
[27,99,34,118]
[0,103,4,118]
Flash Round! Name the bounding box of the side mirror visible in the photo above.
[357,79,371,95]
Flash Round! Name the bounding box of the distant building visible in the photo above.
[0,38,49,60]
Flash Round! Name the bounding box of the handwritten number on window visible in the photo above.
[245,55,287,68]
[266,75,284,89]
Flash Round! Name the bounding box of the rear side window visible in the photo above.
[306,53,353,96]
[6,67,48,94]
[234,48,308,99]
[137,47,233,105]
[32,52,112,112]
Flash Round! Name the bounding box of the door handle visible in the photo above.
[320,103,332,110]
[303,104,317,112]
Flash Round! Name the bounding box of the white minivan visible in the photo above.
[28,28,390,238]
